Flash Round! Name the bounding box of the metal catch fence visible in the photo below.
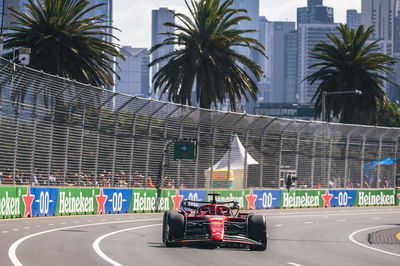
[0,57,399,189]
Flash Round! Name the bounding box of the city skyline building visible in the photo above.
[86,0,113,43]
[346,9,361,29]
[1,0,20,34]
[265,21,296,103]
[297,23,338,104]
[115,46,149,98]
[258,16,269,103]
[297,0,334,25]
[230,0,260,113]
[361,0,399,99]
[151,7,175,101]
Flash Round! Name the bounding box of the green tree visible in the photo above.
[376,101,400,127]
[306,24,398,124]
[149,0,266,111]
[4,0,123,88]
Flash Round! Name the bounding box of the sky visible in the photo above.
[113,0,361,48]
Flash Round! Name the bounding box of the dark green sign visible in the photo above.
[174,141,196,160]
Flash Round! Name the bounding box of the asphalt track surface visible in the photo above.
[0,207,399,266]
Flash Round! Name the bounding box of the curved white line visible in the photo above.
[8,218,160,266]
[93,223,162,266]
[349,225,400,257]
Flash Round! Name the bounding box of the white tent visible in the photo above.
[205,134,259,188]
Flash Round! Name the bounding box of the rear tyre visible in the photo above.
[162,211,185,247]
[248,215,267,251]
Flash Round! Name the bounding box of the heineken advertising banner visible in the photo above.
[103,188,132,214]
[1,186,400,219]
[281,190,325,208]
[0,186,27,218]
[30,187,58,217]
[207,190,246,209]
[130,189,179,212]
[356,189,396,206]
[248,190,281,210]
[397,189,400,206]
[327,190,356,207]
[56,188,100,215]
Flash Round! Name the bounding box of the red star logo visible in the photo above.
[96,189,108,214]
[22,188,35,218]
[397,193,400,200]
[246,190,257,210]
[322,190,333,207]
[171,190,183,210]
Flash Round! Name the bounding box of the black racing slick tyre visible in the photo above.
[248,215,267,251]
[162,211,184,247]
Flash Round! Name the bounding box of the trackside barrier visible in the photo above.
[355,189,396,207]
[0,187,399,218]
[397,188,400,206]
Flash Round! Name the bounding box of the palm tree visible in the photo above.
[306,24,398,124]
[149,0,266,111]
[4,0,123,88]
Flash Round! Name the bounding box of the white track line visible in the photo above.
[268,211,398,219]
[8,218,160,266]
[288,262,304,266]
[93,223,162,266]
[349,225,400,257]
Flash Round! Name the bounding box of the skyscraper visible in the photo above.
[1,0,20,34]
[347,9,361,29]
[265,21,297,103]
[297,24,338,104]
[230,0,260,113]
[86,0,113,43]
[151,8,175,100]
[258,16,269,103]
[297,0,334,24]
[361,0,400,98]
[115,46,149,98]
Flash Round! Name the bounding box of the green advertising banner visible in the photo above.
[0,186,27,218]
[130,189,179,212]
[206,190,247,209]
[281,190,325,208]
[56,188,100,215]
[356,189,396,206]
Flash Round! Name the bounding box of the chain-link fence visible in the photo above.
[0,57,399,189]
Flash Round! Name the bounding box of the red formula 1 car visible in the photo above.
[162,193,267,251]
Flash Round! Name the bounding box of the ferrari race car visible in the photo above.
[162,193,267,251]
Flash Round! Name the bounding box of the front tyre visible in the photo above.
[162,211,184,247]
[248,215,267,251]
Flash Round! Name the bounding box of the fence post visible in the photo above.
[327,136,333,188]
[159,106,180,188]
[278,121,295,188]
[296,122,310,188]
[194,110,211,188]
[127,100,151,187]
[29,76,44,181]
[259,118,278,188]
[177,108,197,188]
[210,113,229,188]
[110,98,135,187]
[94,92,117,186]
[343,128,357,188]
[243,116,261,189]
[10,76,25,180]
[227,114,246,189]
[310,133,317,188]
[144,102,167,187]
[377,130,390,188]
[394,134,399,188]
[62,85,86,186]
